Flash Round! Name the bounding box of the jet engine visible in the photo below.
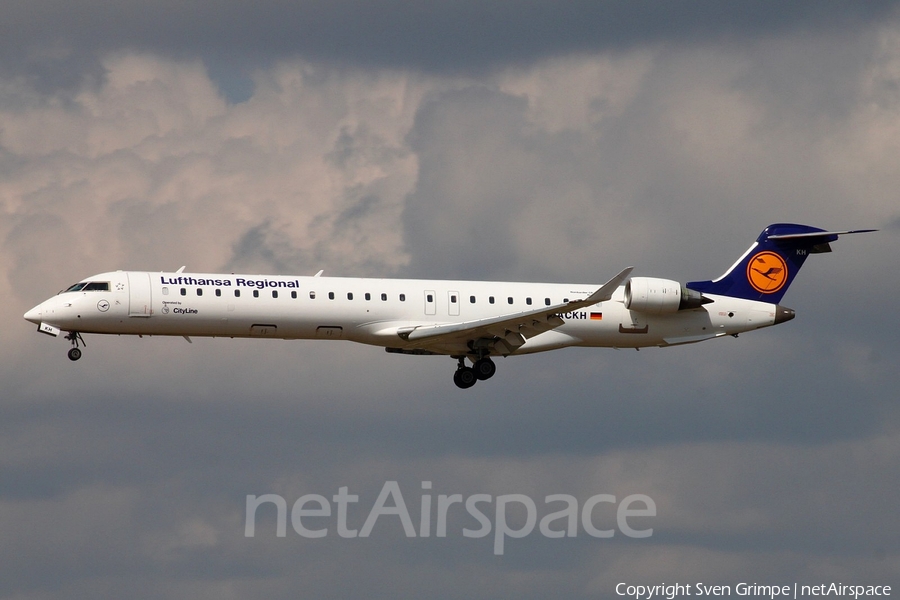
[624,277,710,314]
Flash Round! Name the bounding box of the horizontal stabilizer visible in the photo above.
[766,228,877,240]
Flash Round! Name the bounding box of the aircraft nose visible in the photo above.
[24,303,42,324]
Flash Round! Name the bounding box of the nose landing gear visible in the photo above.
[452,355,496,389]
[65,331,86,361]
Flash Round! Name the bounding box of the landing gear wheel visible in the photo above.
[453,367,477,389]
[473,358,496,380]
[64,331,86,361]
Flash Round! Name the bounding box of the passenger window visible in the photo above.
[180,288,186,296]
[489,296,495,304]
[400,294,406,302]
[365,293,371,301]
[197,288,202,296]
[426,294,433,302]
[235,290,241,298]
[310,291,316,299]
[329,292,335,300]
[526,297,532,305]
[545,298,551,306]
[508,297,513,304]
[291,291,297,299]
[470,296,476,303]
[216,289,221,297]
[253,290,259,298]
[450,295,457,303]
[381,293,387,301]
[348,292,354,300]
[272,290,278,298]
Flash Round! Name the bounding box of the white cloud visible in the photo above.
[1,55,421,317]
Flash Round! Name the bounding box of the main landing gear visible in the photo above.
[452,356,496,389]
[65,331,85,361]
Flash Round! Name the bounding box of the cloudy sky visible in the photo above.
[2,1,899,598]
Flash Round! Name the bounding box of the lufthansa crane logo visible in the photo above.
[747,251,788,294]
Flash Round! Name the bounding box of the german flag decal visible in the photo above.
[590,312,603,320]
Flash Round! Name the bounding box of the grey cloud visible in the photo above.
[403,86,531,279]
[225,220,300,274]
[1,1,898,88]
[8,3,900,61]
[400,36,890,283]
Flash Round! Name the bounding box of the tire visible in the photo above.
[453,367,477,389]
[473,358,496,380]
[68,347,82,361]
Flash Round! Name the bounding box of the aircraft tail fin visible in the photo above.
[687,223,875,304]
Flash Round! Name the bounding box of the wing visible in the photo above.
[396,267,633,353]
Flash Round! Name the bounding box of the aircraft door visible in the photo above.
[424,290,436,316]
[127,272,153,317]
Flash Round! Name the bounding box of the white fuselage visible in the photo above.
[25,270,784,356]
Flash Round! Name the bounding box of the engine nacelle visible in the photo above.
[624,277,710,314]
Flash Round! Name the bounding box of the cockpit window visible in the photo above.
[64,281,110,293]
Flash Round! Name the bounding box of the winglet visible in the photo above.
[579,267,633,305]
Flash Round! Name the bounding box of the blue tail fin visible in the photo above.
[687,223,875,304]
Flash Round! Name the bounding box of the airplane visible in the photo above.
[24,223,874,389]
